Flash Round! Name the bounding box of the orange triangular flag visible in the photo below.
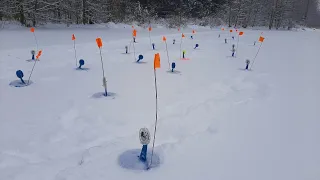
[230,30,233,33]
[96,38,103,48]
[148,27,152,31]
[36,50,42,59]
[182,33,185,38]
[72,34,76,40]
[192,30,196,34]
[162,36,167,41]
[259,36,265,42]
[132,29,137,37]
[239,31,244,36]
[154,53,160,69]
[30,27,35,33]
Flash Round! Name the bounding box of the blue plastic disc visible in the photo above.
[79,59,85,66]
[171,62,176,69]
[16,70,24,78]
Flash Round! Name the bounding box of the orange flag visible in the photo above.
[162,36,167,42]
[154,53,160,69]
[239,31,244,36]
[96,38,103,48]
[259,36,265,42]
[192,30,196,34]
[148,27,152,31]
[72,34,76,40]
[36,50,42,59]
[221,28,225,31]
[132,29,137,37]
[182,33,185,38]
[236,29,238,32]
[30,27,35,33]
[230,30,233,33]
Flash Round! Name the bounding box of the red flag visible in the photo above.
[36,50,42,59]
[148,27,152,32]
[30,27,35,33]
[192,30,196,34]
[230,30,233,33]
[239,31,244,36]
[154,53,160,69]
[182,33,185,38]
[96,38,103,48]
[72,34,76,40]
[259,36,265,42]
[132,29,137,37]
[162,36,167,42]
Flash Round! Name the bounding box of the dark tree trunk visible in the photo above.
[82,0,86,24]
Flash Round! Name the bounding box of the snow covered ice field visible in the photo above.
[0,25,320,180]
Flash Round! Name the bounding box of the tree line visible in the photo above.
[0,0,317,29]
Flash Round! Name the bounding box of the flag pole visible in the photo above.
[165,41,170,70]
[27,50,42,85]
[180,35,183,59]
[250,43,263,70]
[148,30,152,47]
[133,38,136,61]
[27,59,38,85]
[235,33,240,57]
[73,39,78,67]
[99,48,107,96]
[33,32,39,51]
[149,62,159,169]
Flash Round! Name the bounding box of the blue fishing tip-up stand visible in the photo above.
[31,50,35,60]
[16,70,25,84]
[191,35,193,39]
[225,38,227,44]
[173,39,176,44]
[182,51,186,59]
[138,127,151,169]
[245,59,250,70]
[171,62,176,72]
[194,44,199,49]
[78,59,85,69]
[139,145,148,162]
[152,43,155,50]
[231,44,235,57]
[125,46,128,54]
[137,55,144,63]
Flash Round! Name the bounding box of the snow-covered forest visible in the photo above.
[0,0,319,28]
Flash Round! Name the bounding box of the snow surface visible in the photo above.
[0,25,320,180]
